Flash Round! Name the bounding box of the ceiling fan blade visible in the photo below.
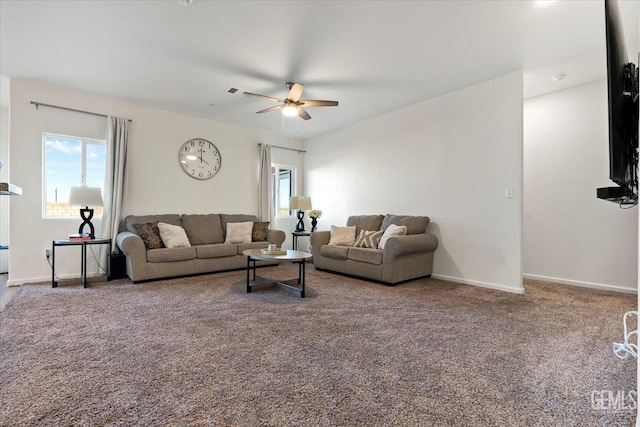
[297,106,311,120]
[256,105,285,114]
[287,83,304,102]
[299,100,339,107]
[243,92,283,103]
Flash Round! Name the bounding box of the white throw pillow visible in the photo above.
[378,224,407,250]
[225,221,253,244]
[328,225,357,246]
[157,222,191,248]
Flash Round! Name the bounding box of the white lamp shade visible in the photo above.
[289,196,312,210]
[69,186,104,207]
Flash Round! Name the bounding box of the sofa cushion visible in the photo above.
[181,214,224,245]
[381,215,429,235]
[195,244,238,259]
[147,247,196,263]
[347,215,384,235]
[379,224,407,250]
[131,222,165,249]
[225,221,253,244]
[348,247,383,265]
[158,222,191,248]
[328,225,356,246]
[124,214,182,233]
[354,230,383,249]
[252,222,270,242]
[320,245,349,259]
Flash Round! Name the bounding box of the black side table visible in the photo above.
[52,238,112,288]
[291,232,311,251]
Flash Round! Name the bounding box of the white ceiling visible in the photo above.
[1,0,638,139]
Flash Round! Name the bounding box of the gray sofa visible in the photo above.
[310,214,438,285]
[116,213,285,282]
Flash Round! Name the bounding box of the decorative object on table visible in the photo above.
[69,186,103,239]
[68,233,91,241]
[289,196,312,232]
[261,248,287,255]
[178,138,221,180]
[309,209,322,231]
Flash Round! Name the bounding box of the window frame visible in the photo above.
[272,163,297,219]
[42,132,107,219]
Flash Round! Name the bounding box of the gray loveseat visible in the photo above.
[116,213,285,282]
[310,214,438,285]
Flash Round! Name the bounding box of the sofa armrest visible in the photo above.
[310,231,331,247]
[310,231,331,255]
[266,229,286,247]
[383,233,439,258]
[116,231,147,261]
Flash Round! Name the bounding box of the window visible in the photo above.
[272,164,296,218]
[43,133,107,218]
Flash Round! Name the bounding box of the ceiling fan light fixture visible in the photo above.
[282,105,298,117]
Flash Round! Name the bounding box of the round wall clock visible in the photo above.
[178,138,222,180]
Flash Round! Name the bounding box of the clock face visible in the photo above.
[179,139,221,180]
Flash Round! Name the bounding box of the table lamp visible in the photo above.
[69,186,103,239]
[289,196,312,232]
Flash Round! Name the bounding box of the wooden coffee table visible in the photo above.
[242,249,313,298]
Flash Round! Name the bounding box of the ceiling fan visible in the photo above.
[243,82,338,120]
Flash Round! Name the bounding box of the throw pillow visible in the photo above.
[328,225,357,246]
[131,222,165,249]
[378,224,407,250]
[252,221,270,242]
[354,230,384,249]
[157,222,191,248]
[225,221,253,244]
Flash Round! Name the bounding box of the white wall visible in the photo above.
[0,107,9,273]
[305,72,524,293]
[8,79,303,285]
[524,80,638,293]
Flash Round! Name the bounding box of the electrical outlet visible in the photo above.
[45,248,50,259]
[505,187,515,199]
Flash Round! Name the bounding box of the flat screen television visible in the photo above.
[597,0,639,205]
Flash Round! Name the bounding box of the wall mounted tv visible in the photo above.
[596,0,639,206]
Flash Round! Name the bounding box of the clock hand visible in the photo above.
[198,156,209,165]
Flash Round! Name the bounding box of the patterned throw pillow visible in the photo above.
[354,230,384,249]
[131,222,165,249]
[252,222,270,242]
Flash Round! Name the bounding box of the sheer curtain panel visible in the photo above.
[258,144,272,222]
[101,116,129,253]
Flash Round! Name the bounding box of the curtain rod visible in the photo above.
[30,101,132,122]
[258,143,305,154]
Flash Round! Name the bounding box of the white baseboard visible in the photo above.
[523,273,637,294]
[8,276,49,287]
[7,272,105,287]
[431,274,525,294]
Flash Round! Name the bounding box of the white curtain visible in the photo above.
[101,116,129,253]
[258,143,272,222]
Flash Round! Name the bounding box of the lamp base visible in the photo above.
[295,210,305,232]
[79,207,96,239]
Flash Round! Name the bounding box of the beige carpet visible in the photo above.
[0,265,636,426]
